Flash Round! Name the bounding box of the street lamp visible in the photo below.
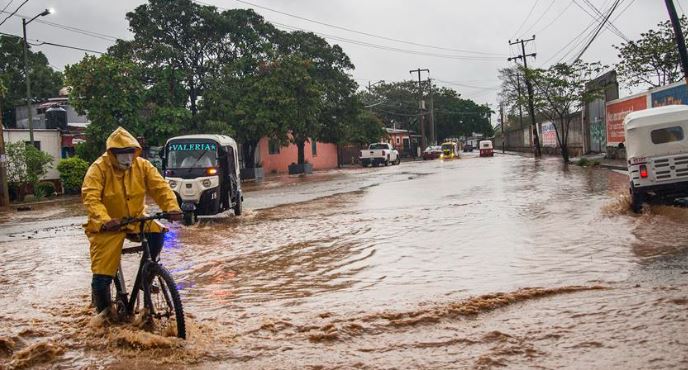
[23,8,52,145]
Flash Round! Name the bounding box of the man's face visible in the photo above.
[111,148,136,170]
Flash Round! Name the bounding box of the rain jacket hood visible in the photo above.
[105,127,142,168]
[81,127,180,276]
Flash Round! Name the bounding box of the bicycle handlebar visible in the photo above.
[119,212,170,227]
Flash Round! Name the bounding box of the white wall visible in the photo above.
[3,129,62,180]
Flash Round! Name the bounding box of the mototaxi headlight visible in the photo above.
[168,179,177,188]
[202,179,212,188]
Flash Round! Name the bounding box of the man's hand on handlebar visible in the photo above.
[101,219,121,232]
[167,210,183,222]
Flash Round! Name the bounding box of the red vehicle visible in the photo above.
[479,140,494,157]
[422,145,443,160]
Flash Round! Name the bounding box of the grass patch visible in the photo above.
[576,158,601,167]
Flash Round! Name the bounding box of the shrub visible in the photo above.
[57,157,90,194]
[6,142,53,201]
[36,182,56,198]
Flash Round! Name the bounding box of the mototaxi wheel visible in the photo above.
[233,191,243,216]
[183,211,196,225]
[630,186,645,214]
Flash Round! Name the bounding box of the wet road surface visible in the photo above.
[1,153,687,369]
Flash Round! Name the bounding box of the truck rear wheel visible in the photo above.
[630,186,645,214]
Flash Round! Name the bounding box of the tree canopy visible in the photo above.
[614,16,687,88]
[0,36,63,126]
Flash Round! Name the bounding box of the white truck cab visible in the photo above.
[625,105,688,212]
[359,143,400,167]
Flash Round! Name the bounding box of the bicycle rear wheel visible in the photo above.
[143,264,186,339]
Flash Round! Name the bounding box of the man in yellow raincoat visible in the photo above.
[81,127,182,314]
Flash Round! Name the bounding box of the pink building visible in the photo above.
[256,137,338,175]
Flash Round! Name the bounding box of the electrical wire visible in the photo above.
[571,0,621,62]
[533,1,575,35]
[217,0,506,57]
[0,0,16,14]
[0,0,27,27]
[0,10,120,42]
[574,0,628,41]
[0,30,104,54]
[511,0,541,40]
[520,0,556,38]
[272,21,505,61]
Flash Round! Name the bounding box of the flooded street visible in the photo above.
[1,153,688,369]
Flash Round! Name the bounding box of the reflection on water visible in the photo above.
[1,155,687,368]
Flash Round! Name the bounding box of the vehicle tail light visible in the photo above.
[207,167,218,175]
[639,164,648,178]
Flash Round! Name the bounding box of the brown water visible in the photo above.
[1,153,687,369]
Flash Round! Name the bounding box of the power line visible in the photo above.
[533,1,575,35]
[199,0,506,57]
[511,0,541,39]
[571,0,622,62]
[574,0,629,41]
[433,78,499,90]
[0,0,27,27]
[0,10,120,42]
[520,0,556,37]
[0,0,16,14]
[0,31,104,54]
[272,21,505,62]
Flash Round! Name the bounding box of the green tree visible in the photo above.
[614,16,687,88]
[530,60,604,162]
[0,36,63,126]
[6,141,53,200]
[65,55,145,162]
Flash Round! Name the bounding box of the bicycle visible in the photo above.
[111,213,186,339]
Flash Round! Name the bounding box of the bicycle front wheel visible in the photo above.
[143,264,186,339]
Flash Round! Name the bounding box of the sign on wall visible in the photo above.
[651,83,688,107]
[541,121,557,147]
[605,95,647,145]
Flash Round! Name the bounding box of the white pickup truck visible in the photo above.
[360,143,400,167]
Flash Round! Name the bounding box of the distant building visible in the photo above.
[2,128,62,182]
[254,137,338,175]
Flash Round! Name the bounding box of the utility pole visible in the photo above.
[22,18,34,145]
[500,102,505,154]
[410,68,430,151]
[0,103,9,207]
[508,36,541,157]
[429,78,435,145]
[665,0,688,85]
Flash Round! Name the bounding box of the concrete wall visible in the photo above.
[3,129,62,180]
[15,102,89,129]
[257,137,338,175]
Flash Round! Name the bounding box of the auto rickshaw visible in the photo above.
[440,142,459,159]
[479,140,494,157]
[162,134,243,225]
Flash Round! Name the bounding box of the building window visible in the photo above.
[311,140,317,156]
[396,137,400,145]
[268,139,280,155]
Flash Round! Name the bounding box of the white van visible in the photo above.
[624,105,688,212]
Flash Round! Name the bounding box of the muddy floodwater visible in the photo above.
[1,153,688,369]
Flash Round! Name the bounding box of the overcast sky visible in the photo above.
[0,0,679,118]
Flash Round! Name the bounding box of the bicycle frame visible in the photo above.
[113,215,162,316]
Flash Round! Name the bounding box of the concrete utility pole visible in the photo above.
[22,9,52,145]
[409,68,430,151]
[429,78,435,145]
[500,102,505,153]
[508,36,541,157]
[0,104,9,207]
[665,0,688,86]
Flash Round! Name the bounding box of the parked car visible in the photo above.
[463,144,474,152]
[479,140,494,157]
[422,145,443,160]
[624,105,688,213]
[360,143,400,167]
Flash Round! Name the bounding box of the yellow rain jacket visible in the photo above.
[82,127,180,276]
